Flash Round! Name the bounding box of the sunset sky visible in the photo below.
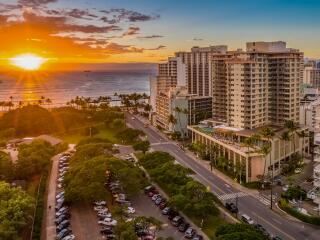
[0,0,319,70]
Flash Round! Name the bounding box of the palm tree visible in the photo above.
[167,114,177,131]
[285,120,298,155]
[297,130,309,162]
[259,144,271,186]
[260,127,275,209]
[209,144,218,171]
[280,131,290,163]
[174,107,188,148]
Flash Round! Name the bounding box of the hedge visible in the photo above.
[278,199,320,226]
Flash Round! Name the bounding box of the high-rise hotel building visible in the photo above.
[211,41,303,129]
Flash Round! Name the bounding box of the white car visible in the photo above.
[94,200,106,206]
[98,212,112,218]
[61,234,75,240]
[131,117,135,120]
[98,219,117,226]
[94,206,107,211]
[282,185,289,192]
[126,207,135,214]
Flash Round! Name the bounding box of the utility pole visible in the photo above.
[235,193,238,218]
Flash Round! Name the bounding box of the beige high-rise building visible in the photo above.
[211,41,303,129]
[175,45,227,97]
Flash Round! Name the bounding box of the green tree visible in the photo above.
[285,120,298,155]
[280,131,290,162]
[133,140,150,154]
[0,151,13,181]
[216,224,269,240]
[0,181,34,240]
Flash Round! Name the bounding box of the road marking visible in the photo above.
[251,212,295,240]
[272,218,282,225]
[218,192,248,201]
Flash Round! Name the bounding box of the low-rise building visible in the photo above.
[188,120,309,182]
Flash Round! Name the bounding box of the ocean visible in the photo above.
[0,71,153,106]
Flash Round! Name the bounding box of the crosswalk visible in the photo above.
[218,192,248,201]
[257,194,275,206]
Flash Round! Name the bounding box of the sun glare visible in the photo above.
[10,54,46,70]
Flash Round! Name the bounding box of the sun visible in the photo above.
[10,54,46,70]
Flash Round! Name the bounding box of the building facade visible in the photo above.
[211,41,303,129]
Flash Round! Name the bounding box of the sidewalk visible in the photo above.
[44,145,74,240]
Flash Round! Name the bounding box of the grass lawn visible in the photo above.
[26,175,41,197]
[57,124,119,144]
[189,214,226,239]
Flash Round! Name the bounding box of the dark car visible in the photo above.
[254,224,270,237]
[192,234,203,240]
[148,190,159,197]
[100,228,113,235]
[144,185,155,194]
[171,215,184,227]
[178,222,190,232]
[159,201,167,210]
[168,210,178,220]
[225,202,238,213]
[185,227,195,239]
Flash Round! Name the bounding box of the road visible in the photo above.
[126,114,320,240]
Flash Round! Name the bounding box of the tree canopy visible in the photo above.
[0,181,34,240]
[215,224,269,240]
[133,140,150,154]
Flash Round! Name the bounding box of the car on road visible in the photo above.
[241,214,254,225]
[225,202,238,213]
[171,215,184,227]
[184,227,195,239]
[178,222,190,232]
[254,224,270,237]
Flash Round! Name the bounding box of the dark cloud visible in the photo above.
[103,43,143,54]
[147,45,166,50]
[100,8,159,23]
[18,0,58,7]
[22,11,122,33]
[122,26,140,36]
[138,35,163,39]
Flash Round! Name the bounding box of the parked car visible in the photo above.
[241,214,254,225]
[94,200,107,206]
[56,228,72,240]
[225,202,238,213]
[162,207,171,215]
[56,220,70,232]
[155,197,163,205]
[55,213,70,225]
[144,185,155,194]
[185,227,195,239]
[178,222,190,232]
[98,220,117,226]
[126,207,135,214]
[282,185,289,192]
[152,194,161,201]
[101,228,114,234]
[192,234,203,240]
[61,235,75,240]
[148,190,159,197]
[168,210,179,220]
[159,201,167,210]
[171,215,184,227]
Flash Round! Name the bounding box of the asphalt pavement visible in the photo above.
[126,113,320,240]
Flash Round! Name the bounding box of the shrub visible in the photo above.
[278,198,320,225]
